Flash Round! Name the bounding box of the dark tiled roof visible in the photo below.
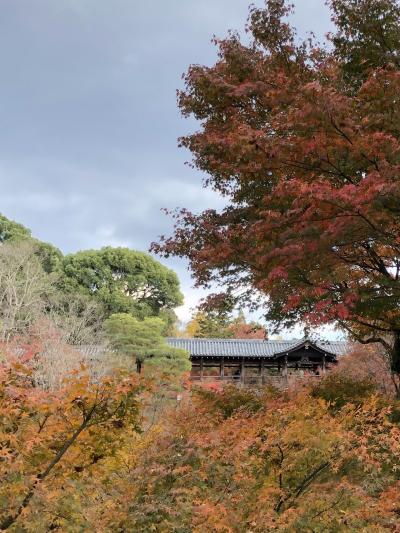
[166,338,349,359]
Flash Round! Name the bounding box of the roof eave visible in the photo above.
[273,339,338,359]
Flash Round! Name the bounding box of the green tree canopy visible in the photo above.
[0,214,31,243]
[184,309,266,339]
[187,310,234,339]
[104,313,190,374]
[0,213,62,273]
[61,248,183,328]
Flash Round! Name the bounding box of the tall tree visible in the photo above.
[183,309,266,339]
[0,213,31,242]
[153,0,400,380]
[185,310,234,338]
[0,357,141,531]
[0,213,62,273]
[61,247,183,329]
[230,310,267,339]
[104,313,190,374]
[0,241,55,341]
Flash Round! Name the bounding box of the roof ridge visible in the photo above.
[166,337,295,342]
[167,337,348,343]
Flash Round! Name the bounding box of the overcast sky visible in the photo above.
[0,0,334,330]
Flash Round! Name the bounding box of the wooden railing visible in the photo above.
[190,374,322,387]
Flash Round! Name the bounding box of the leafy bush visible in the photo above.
[311,372,376,408]
[194,384,264,418]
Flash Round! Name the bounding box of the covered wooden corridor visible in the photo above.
[167,338,348,386]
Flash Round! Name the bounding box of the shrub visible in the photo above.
[194,384,265,418]
[311,372,376,409]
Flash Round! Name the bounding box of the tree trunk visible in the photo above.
[391,331,400,374]
[0,410,94,530]
[136,359,142,374]
[390,331,400,397]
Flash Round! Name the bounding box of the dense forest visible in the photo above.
[2,0,400,530]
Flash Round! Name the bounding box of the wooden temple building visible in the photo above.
[167,337,348,386]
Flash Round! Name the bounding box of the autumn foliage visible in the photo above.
[182,309,266,339]
[152,0,400,374]
[0,353,142,531]
[92,379,400,532]
[1,331,400,531]
[4,0,400,530]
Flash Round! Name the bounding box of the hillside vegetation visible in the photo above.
[3,0,400,529]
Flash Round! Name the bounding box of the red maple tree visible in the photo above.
[153,0,400,378]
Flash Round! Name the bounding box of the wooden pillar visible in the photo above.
[283,355,288,377]
[322,354,326,374]
[240,358,245,385]
[200,357,204,381]
[259,359,263,385]
[220,357,225,381]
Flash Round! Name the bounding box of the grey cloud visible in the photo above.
[0,0,332,321]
